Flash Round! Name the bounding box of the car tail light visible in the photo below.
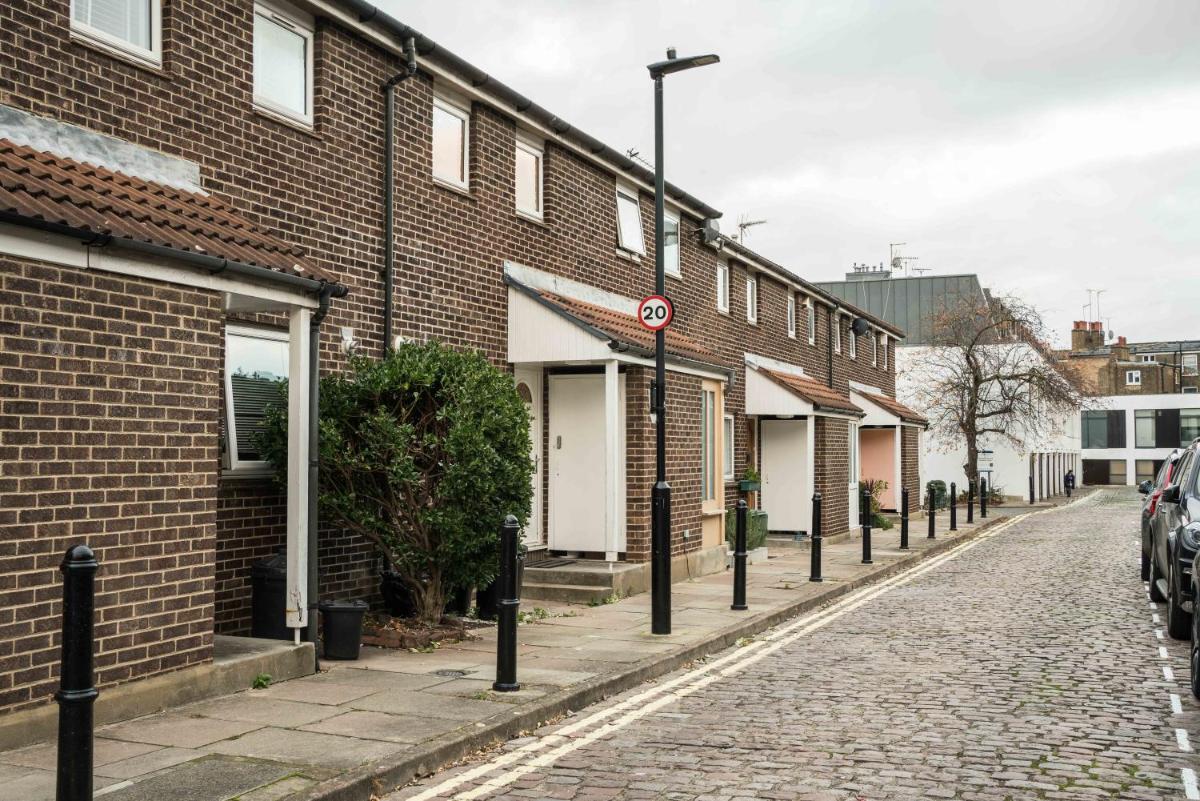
[1149,490,1162,517]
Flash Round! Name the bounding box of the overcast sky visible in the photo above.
[379,0,1200,347]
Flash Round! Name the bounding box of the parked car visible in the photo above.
[1150,439,1199,640]
[1140,450,1181,581]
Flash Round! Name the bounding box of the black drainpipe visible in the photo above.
[381,37,418,356]
[827,305,836,388]
[306,283,345,668]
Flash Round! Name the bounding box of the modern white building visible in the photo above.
[1080,394,1200,485]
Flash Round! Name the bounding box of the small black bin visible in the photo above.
[251,548,293,641]
[318,600,368,660]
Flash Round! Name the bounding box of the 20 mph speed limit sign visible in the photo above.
[637,295,673,332]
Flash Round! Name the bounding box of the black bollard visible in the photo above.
[980,477,988,519]
[966,479,974,524]
[860,488,873,564]
[731,500,748,611]
[949,482,958,531]
[57,545,99,801]
[1029,472,1035,506]
[927,485,936,539]
[899,487,910,550]
[809,492,823,582]
[493,515,521,692]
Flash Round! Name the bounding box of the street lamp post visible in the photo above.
[646,47,719,635]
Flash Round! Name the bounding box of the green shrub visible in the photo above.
[860,479,893,529]
[258,342,532,624]
[725,507,768,549]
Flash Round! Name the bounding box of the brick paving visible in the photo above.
[390,489,1200,801]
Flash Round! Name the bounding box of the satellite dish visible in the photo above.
[851,317,870,337]
[701,218,721,245]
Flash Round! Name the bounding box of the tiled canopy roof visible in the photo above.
[858,390,928,425]
[0,138,332,282]
[757,368,863,416]
[536,290,723,367]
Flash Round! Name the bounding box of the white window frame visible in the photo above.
[746,275,758,324]
[848,422,859,486]
[871,330,877,365]
[880,333,888,369]
[806,297,816,345]
[663,209,681,278]
[1125,370,1142,386]
[252,1,316,127]
[701,388,718,502]
[432,93,471,190]
[716,261,730,314]
[833,313,842,354]
[848,322,856,359]
[1184,354,1198,376]
[1141,354,1156,363]
[224,324,290,473]
[514,136,544,220]
[615,184,645,255]
[723,414,735,480]
[786,293,796,338]
[70,0,163,68]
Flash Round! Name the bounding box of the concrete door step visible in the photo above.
[521,582,616,604]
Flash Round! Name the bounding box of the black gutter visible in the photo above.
[336,0,721,222]
[381,37,418,356]
[0,211,347,297]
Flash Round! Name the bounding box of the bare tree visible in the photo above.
[905,294,1089,486]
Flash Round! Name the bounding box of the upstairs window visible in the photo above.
[224,326,289,471]
[615,185,645,254]
[1082,410,1125,449]
[880,333,888,369]
[432,95,470,189]
[716,261,729,313]
[1141,354,1157,363]
[871,330,877,365]
[514,138,543,218]
[746,276,758,324]
[806,298,816,344]
[786,294,796,338]
[833,313,842,353]
[1185,354,1198,376]
[1125,370,1142,386]
[664,210,681,277]
[71,0,162,66]
[848,323,856,359]
[253,2,315,126]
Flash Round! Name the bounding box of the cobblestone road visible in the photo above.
[391,491,1200,801]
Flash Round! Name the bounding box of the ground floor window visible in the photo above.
[723,414,735,480]
[224,325,289,471]
[701,387,718,502]
[1135,459,1157,484]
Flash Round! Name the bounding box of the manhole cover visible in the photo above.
[432,669,470,678]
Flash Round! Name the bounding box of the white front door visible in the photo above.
[548,373,626,553]
[515,367,543,549]
[760,418,810,534]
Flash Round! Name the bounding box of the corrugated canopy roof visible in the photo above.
[0,137,332,282]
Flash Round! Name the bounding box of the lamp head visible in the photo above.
[647,51,720,79]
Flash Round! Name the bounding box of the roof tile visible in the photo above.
[0,138,332,283]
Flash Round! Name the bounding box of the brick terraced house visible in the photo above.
[0,0,923,720]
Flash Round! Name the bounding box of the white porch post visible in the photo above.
[286,307,312,631]
[806,415,816,532]
[604,359,619,562]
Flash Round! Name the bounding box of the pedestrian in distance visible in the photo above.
[1064,469,1075,497]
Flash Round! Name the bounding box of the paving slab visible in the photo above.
[202,727,405,770]
[347,689,513,721]
[94,746,203,779]
[257,679,380,706]
[0,736,160,770]
[299,711,464,743]
[97,714,264,749]
[187,695,342,727]
[97,755,295,801]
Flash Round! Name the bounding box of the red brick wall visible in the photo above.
[214,479,284,635]
[0,257,220,712]
[813,416,852,537]
[901,426,921,513]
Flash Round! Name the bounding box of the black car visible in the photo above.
[1151,439,1199,640]
[1140,450,1181,581]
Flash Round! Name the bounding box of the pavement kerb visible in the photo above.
[295,511,1020,801]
